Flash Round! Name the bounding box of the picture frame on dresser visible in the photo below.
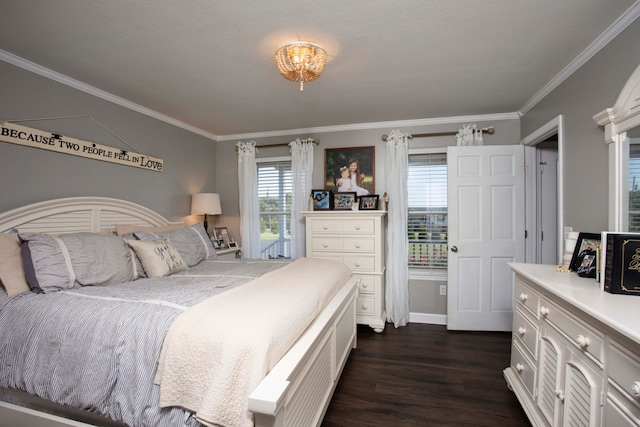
[333,192,357,210]
[359,194,379,210]
[569,232,600,272]
[311,189,333,210]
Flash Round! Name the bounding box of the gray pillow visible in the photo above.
[20,232,137,293]
[134,223,216,267]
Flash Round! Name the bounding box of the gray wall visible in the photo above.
[0,61,217,222]
[215,118,521,317]
[521,19,640,233]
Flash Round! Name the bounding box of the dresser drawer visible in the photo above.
[605,395,640,427]
[343,237,374,252]
[510,340,536,399]
[609,341,640,407]
[343,219,375,234]
[354,274,380,295]
[310,219,342,234]
[343,256,375,272]
[540,299,605,365]
[514,279,539,319]
[311,237,342,252]
[513,307,538,358]
[356,295,376,316]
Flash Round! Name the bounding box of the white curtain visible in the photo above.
[237,141,261,259]
[289,138,315,259]
[455,123,484,146]
[385,129,410,328]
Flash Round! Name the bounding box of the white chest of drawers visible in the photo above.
[303,210,386,332]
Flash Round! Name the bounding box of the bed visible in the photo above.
[0,196,358,427]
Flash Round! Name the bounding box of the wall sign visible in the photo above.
[0,121,164,172]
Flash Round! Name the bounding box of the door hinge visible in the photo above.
[525,230,528,239]
[524,162,528,172]
[541,230,544,241]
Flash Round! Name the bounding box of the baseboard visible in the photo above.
[409,312,447,325]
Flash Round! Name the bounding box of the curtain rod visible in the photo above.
[234,139,319,151]
[381,127,494,141]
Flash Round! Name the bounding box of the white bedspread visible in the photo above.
[154,258,351,427]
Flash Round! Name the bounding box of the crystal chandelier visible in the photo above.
[274,41,327,91]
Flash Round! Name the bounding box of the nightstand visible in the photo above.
[215,247,242,259]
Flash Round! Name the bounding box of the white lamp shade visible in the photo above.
[191,193,222,215]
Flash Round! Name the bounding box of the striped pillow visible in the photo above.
[20,232,138,293]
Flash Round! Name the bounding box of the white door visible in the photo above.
[447,145,525,331]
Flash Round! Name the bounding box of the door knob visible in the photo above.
[450,246,458,253]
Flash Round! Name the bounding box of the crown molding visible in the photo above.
[519,0,640,116]
[215,112,520,142]
[0,49,219,141]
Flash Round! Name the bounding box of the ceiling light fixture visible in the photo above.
[274,41,327,91]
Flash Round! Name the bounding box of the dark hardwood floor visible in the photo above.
[322,323,531,427]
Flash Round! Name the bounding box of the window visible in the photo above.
[407,151,448,270]
[257,158,292,259]
[629,142,640,231]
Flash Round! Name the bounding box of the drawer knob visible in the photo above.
[540,306,549,317]
[361,282,368,288]
[355,244,361,248]
[519,293,528,302]
[361,304,368,310]
[355,225,361,230]
[555,390,565,402]
[323,225,328,230]
[518,327,526,336]
[515,363,524,373]
[632,381,640,397]
[577,335,590,349]
[323,243,329,248]
[355,262,361,267]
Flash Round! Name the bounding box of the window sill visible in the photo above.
[409,268,447,281]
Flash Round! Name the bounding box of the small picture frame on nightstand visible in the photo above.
[228,241,238,248]
[214,227,230,249]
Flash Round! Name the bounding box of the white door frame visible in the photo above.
[521,115,565,265]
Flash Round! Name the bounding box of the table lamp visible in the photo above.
[191,193,222,233]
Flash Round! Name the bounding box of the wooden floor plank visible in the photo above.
[322,323,530,427]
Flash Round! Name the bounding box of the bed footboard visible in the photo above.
[249,277,358,427]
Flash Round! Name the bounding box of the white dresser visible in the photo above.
[505,263,640,427]
[303,210,386,333]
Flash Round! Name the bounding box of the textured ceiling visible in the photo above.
[0,1,637,139]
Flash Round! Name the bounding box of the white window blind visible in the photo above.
[629,143,640,231]
[407,152,448,269]
[257,160,292,258]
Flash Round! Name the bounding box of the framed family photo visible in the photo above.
[359,194,379,210]
[311,189,333,210]
[569,232,601,273]
[334,192,357,210]
[324,146,375,197]
[213,227,231,249]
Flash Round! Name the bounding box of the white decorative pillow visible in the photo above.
[126,238,188,278]
[0,233,30,297]
[134,223,216,266]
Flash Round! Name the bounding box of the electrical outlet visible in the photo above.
[440,285,447,296]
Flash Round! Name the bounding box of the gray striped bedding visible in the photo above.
[0,258,290,427]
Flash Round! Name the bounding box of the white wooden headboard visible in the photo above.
[0,197,174,234]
